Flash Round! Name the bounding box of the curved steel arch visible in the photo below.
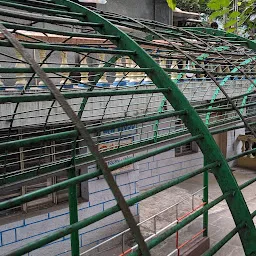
[43,0,256,254]
[0,1,255,255]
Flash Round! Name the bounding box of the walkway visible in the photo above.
[139,167,256,256]
[83,167,255,256]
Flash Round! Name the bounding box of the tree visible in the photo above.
[207,0,255,33]
[166,0,256,34]
[176,0,200,12]
[175,0,211,14]
[198,0,211,14]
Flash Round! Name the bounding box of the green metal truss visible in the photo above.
[0,0,255,255]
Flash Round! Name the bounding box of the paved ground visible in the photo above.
[140,167,256,256]
[85,167,256,256]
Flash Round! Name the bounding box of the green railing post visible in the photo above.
[203,157,209,237]
[68,142,80,256]
[68,170,80,256]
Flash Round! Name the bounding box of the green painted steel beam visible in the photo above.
[186,27,256,50]
[0,0,84,18]
[239,177,256,190]
[1,117,254,189]
[0,9,102,27]
[197,101,256,113]
[0,130,76,150]
[211,121,256,136]
[202,222,245,256]
[195,90,256,110]
[69,145,79,256]
[0,67,149,73]
[0,111,253,159]
[0,88,169,103]
[227,148,256,162]
[0,109,183,150]
[1,22,120,40]
[203,159,209,237]
[86,109,186,133]
[129,192,232,256]
[0,135,203,210]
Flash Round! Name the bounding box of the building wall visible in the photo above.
[0,125,244,255]
[138,149,203,190]
[0,106,245,255]
[137,127,244,191]
[97,0,173,25]
[0,169,139,256]
[226,127,245,167]
[98,0,155,20]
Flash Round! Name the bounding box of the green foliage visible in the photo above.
[166,0,177,10]
[229,11,240,19]
[206,0,256,33]
[207,0,229,10]
[209,9,229,20]
[176,0,200,12]
[166,0,211,14]
[198,0,212,14]
[166,0,256,35]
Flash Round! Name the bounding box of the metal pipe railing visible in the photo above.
[4,163,216,256]
[0,88,170,103]
[0,135,204,210]
[1,118,254,187]
[81,187,206,255]
[202,222,245,256]
[129,192,232,256]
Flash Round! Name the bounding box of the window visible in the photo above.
[0,126,83,217]
[175,120,198,157]
[175,141,198,157]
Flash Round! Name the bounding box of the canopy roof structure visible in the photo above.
[0,0,255,255]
